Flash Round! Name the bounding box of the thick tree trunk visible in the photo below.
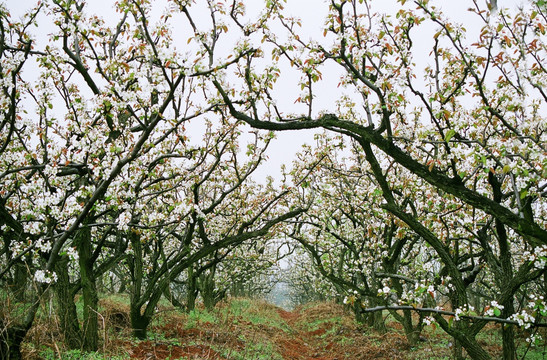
[386,308,422,345]
[128,230,149,339]
[353,301,365,324]
[127,230,166,340]
[370,311,385,333]
[401,310,421,345]
[0,295,40,360]
[448,323,491,360]
[201,286,215,310]
[489,174,516,360]
[54,255,82,349]
[76,224,99,351]
[459,337,491,360]
[501,325,516,360]
[453,339,464,360]
[130,307,150,340]
[501,301,516,360]
[366,298,386,333]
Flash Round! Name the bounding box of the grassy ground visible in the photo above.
[18,296,547,359]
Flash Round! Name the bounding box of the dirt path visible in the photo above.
[276,308,340,360]
[104,300,412,360]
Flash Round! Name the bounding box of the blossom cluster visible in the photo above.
[34,270,58,284]
[454,306,475,321]
[524,245,547,269]
[484,301,504,317]
[508,310,536,329]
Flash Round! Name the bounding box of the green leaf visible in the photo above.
[445,129,456,142]
[372,188,383,197]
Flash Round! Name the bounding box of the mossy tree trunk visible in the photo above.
[367,297,386,333]
[76,223,99,351]
[162,285,184,309]
[199,264,225,311]
[129,307,151,340]
[489,173,517,360]
[186,266,198,312]
[127,230,162,339]
[54,254,82,349]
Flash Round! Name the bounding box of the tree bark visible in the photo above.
[11,261,28,302]
[76,224,99,351]
[186,266,198,312]
[54,255,82,349]
[367,297,386,333]
[501,304,516,360]
[130,307,150,340]
[199,266,219,311]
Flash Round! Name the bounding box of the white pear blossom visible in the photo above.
[34,270,58,284]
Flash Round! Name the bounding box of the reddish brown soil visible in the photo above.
[129,341,225,360]
[122,305,414,360]
[275,308,341,360]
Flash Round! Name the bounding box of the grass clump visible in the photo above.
[223,298,290,332]
[185,307,218,329]
[39,348,129,360]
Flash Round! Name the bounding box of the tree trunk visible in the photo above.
[453,326,492,360]
[201,286,215,310]
[54,255,82,349]
[76,224,99,351]
[199,267,218,311]
[0,296,40,360]
[186,267,198,312]
[453,339,464,360]
[11,261,28,302]
[372,310,386,333]
[130,307,150,340]
[128,230,150,339]
[401,310,421,345]
[366,298,386,333]
[449,315,490,360]
[459,336,492,360]
[501,301,516,360]
[117,273,127,294]
[353,300,365,324]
